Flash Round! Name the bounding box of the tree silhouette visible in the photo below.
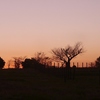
[34,52,51,66]
[13,57,26,69]
[96,56,100,85]
[22,58,34,68]
[0,57,5,69]
[22,58,45,70]
[95,56,100,68]
[52,42,84,80]
[34,52,45,63]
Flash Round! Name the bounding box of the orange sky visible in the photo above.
[0,0,100,68]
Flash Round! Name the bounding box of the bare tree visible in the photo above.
[34,52,51,66]
[13,56,26,69]
[34,52,45,63]
[7,60,12,69]
[52,42,84,80]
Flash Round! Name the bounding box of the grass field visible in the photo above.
[0,68,100,100]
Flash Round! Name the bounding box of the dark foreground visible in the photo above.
[0,68,100,100]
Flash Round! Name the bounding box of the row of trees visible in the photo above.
[0,42,100,69]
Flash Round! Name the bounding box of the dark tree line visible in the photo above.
[1,42,100,83]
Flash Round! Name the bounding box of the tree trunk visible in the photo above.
[64,60,71,82]
[64,62,67,82]
[67,60,71,79]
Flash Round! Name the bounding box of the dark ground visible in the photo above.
[0,68,100,100]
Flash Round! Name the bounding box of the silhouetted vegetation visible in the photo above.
[52,42,84,81]
[0,57,5,69]
[13,57,26,69]
[1,43,100,99]
[22,58,45,70]
[22,58,33,68]
[34,52,52,66]
[95,56,100,68]
[95,56,100,84]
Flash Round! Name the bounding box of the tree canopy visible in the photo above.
[52,42,84,67]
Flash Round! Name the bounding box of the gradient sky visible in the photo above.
[0,0,100,67]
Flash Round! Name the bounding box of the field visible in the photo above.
[0,68,100,100]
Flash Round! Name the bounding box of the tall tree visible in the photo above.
[0,57,5,69]
[52,42,84,80]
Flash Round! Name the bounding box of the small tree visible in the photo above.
[34,52,51,66]
[22,58,32,68]
[52,42,84,80]
[22,58,45,70]
[95,56,100,68]
[34,52,46,63]
[95,56,100,85]
[13,57,26,69]
[0,57,5,69]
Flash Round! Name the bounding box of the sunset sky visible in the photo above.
[0,0,100,67]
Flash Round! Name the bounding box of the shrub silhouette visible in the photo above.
[22,58,44,69]
[22,58,33,68]
[95,56,100,85]
[96,56,100,68]
[0,57,5,69]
